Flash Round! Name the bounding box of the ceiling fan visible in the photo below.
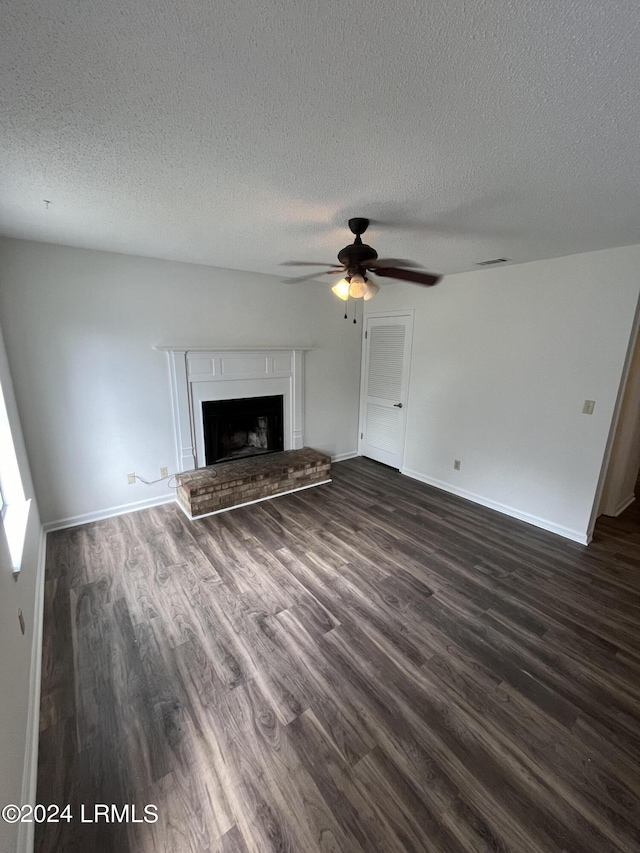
[281,217,442,302]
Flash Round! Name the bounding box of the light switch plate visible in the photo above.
[583,400,595,415]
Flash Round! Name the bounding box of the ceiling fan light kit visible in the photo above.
[348,274,367,298]
[331,279,350,300]
[363,280,380,300]
[283,217,442,319]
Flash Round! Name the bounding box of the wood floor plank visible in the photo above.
[36,457,640,852]
[352,745,462,853]
[39,577,75,728]
[275,608,375,765]
[287,709,421,853]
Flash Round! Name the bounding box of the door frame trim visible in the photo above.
[358,309,415,467]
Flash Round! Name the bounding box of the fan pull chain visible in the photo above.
[353,298,357,323]
[344,297,348,320]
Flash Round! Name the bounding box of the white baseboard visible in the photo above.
[331,451,359,463]
[41,457,358,532]
[401,467,590,545]
[178,479,332,522]
[43,493,175,532]
[611,492,636,517]
[17,526,47,853]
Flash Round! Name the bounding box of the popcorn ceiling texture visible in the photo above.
[1,1,640,276]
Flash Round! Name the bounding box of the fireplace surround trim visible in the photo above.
[158,347,311,472]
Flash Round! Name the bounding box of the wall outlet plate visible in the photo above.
[454,459,461,470]
[583,400,595,415]
[127,473,136,485]
[160,466,168,478]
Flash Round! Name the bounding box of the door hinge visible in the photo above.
[361,432,363,439]
[365,330,367,339]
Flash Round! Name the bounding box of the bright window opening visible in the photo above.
[0,377,30,573]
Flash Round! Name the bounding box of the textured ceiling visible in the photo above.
[2,0,640,279]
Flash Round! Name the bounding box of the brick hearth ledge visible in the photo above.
[175,447,331,519]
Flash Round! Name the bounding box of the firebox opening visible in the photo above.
[203,395,284,465]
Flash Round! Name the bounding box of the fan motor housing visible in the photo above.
[337,242,378,268]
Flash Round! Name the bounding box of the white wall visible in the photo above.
[0,321,43,853]
[0,238,362,524]
[365,244,640,542]
[3,235,638,543]
[599,316,640,516]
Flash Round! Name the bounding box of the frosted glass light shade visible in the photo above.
[331,279,350,300]
[363,281,380,301]
[348,274,367,298]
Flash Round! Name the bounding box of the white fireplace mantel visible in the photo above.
[156,346,312,472]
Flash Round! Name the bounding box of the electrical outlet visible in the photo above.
[454,459,461,470]
[160,466,168,478]
[127,473,136,485]
[583,400,595,415]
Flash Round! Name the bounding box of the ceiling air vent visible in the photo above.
[476,257,510,266]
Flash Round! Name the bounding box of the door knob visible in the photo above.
[393,402,403,408]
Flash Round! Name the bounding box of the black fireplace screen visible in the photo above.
[202,395,284,464]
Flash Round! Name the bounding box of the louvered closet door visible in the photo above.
[360,313,414,469]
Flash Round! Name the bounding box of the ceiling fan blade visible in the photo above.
[373,267,442,287]
[367,257,422,269]
[283,268,345,283]
[280,261,343,267]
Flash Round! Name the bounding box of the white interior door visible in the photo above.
[359,312,414,469]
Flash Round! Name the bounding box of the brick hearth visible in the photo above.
[175,447,331,519]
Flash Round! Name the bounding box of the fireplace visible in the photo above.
[158,347,307,471]
[202,395,284,464]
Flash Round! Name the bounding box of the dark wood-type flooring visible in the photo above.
[36,458,640,852]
